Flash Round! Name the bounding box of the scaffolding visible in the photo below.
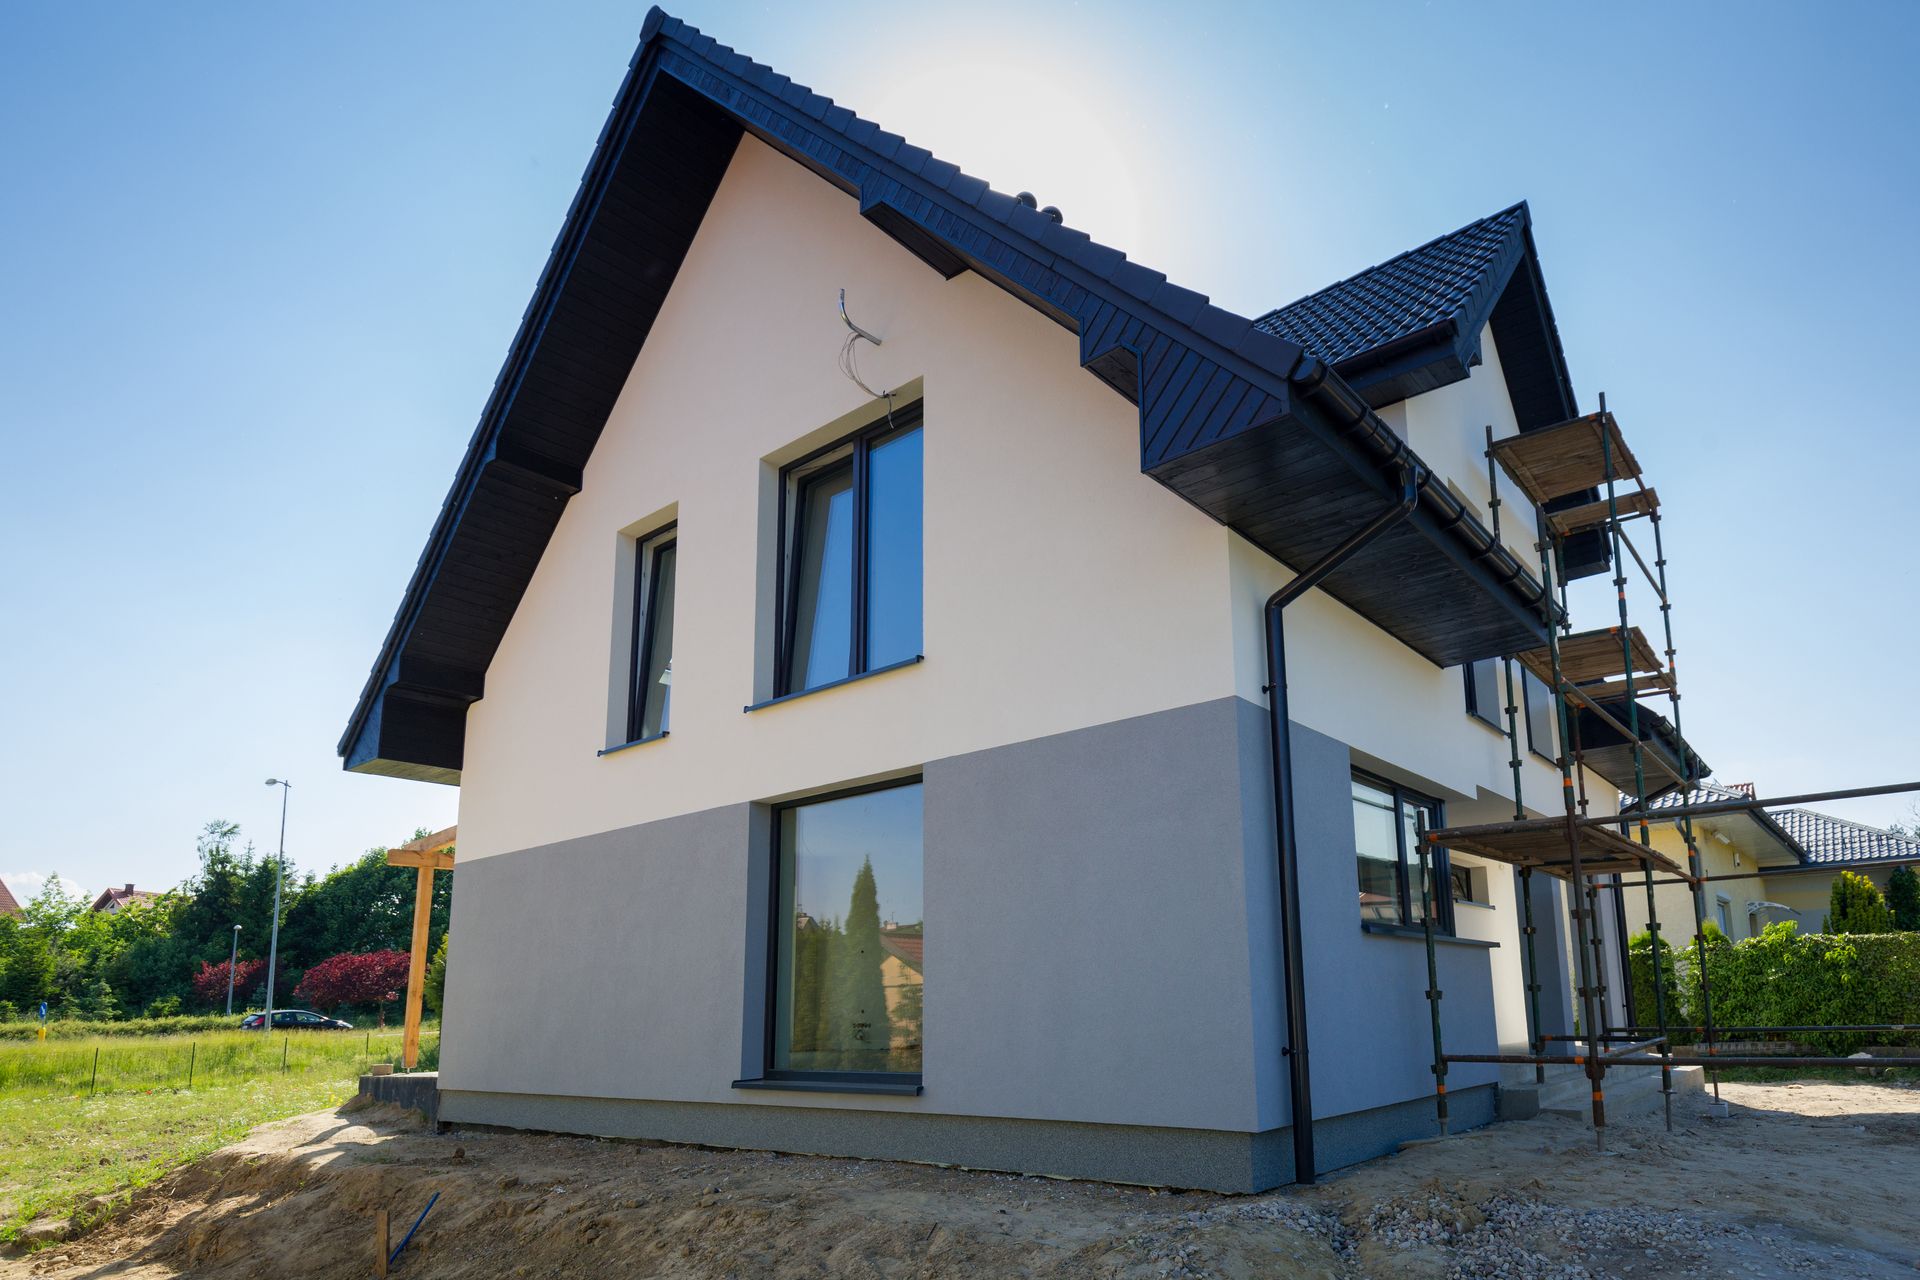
[1408,401,1920,1148]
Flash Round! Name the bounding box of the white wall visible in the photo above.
[460,136,1239,862]
[462,134,1579,863]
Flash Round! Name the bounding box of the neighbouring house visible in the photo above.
[337,10,1683,1190]
[1619,781,1920,942]
[0,877,20,917]
[89,883,158,914]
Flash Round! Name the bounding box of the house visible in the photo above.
[0,877,20,917]
[1618,781,1920,942]
[90,884,158,914]
[338,10,1669,1191]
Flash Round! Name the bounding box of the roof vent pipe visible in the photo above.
[1264,464,1422,1185]
[1014,191,1038,209]
[1040,205,1063,223]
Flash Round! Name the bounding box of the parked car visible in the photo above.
[240,1009,353,1031]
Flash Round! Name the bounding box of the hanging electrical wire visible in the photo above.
[837,288,897,425]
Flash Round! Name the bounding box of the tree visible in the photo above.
[1887,865,1920,932]
[279,839,450,973]
[423,935,448,1015]
[73,978,119,1022]
[827,859,891,1071]
[1824,870,1892,934]
[192,957,266,1010]
[293,950,411,1021]
[1,925,56,1010]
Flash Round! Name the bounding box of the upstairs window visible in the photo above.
[1464,657,1502,730]
[1522,669,1556,761]
[779,406,923,696]
[627,526,677,742]
[1352,772,1451,932]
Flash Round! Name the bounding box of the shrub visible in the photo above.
[146,994,182,1018]
[191,957,266,1010]
[1825,870,1892,935]
[293,950,410,1019]
[423,935,448,1016]
[1628,929,1681,1029]
[1888,865,1920,932]
[0,1013,239,1040]
[1677,924,1920,1052]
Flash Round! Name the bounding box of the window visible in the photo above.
[771,780,924,1079]
[1449,863,1488,906]
[779,407,923,696]
[1522,669,1556,761]
[627,526,677,742]
[1715,895,1732,936]
[1352,772,1450,931]
[1464,657,1502,729]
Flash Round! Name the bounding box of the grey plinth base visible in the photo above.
[359,1071,441,1124]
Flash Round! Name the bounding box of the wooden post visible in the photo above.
[386,826,455,1072]
[403,864,433,1070]
[374,1209,390,1277]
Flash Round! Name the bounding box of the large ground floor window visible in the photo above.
[1352,771,1451,932]
[772,780,924,1079]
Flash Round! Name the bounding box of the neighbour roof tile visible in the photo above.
[1770,808,1920,866]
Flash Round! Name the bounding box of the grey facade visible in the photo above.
[440,698,1551,1191]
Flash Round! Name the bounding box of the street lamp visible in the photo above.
[226,924,242,1015]
[263,779,291,1033]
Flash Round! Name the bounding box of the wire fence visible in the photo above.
[0,1029,440,1099]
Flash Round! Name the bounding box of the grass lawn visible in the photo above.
[0,1028,439,1244]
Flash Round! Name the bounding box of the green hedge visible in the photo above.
[1631,924,1920,1052]
[0,1014,242,1041]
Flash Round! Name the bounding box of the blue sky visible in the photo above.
[2,2,1916,902]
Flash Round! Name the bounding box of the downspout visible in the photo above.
[1265,463,1421,1185]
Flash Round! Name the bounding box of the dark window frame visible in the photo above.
[1520,668,1557,764]
[775,402,924,698]
[1463,657,1503,731]
[1352,768,1454,935]
[626,523,678,745]
[760,775,925,1090]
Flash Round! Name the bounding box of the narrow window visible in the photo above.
[771,781,924,1080]
[627,527,677,742]
[1351,771,1450,932]
[1464,657,1502,729]
[1522,669,1556,761]
[779,406,923,695]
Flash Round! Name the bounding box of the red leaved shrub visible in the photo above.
[192,957,266,1010]
[293,950,411,1013]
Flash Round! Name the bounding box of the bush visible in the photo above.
[1628,929,1681,1030]
[0,1013,240,1040]
[1888,865,1920,932]
[1825,870,1892,935]
[294,950,410,1019]
[146,994,182,1018]
[1678,923,1920,1052]
[191,957,265,1010]
[424,935,448,1016]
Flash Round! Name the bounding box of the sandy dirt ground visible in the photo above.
[3,1079,1916,1279]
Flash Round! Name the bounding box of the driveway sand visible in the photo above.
[6,1078,1915,1278]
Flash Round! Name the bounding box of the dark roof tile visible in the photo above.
[1254,204,1528,366]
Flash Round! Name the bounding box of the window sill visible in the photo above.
[1360,921,1498,948]
[597,730,670,758]
[1454,898,1497,912]
[744,655,923,713]
[732,1076,923,1097]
